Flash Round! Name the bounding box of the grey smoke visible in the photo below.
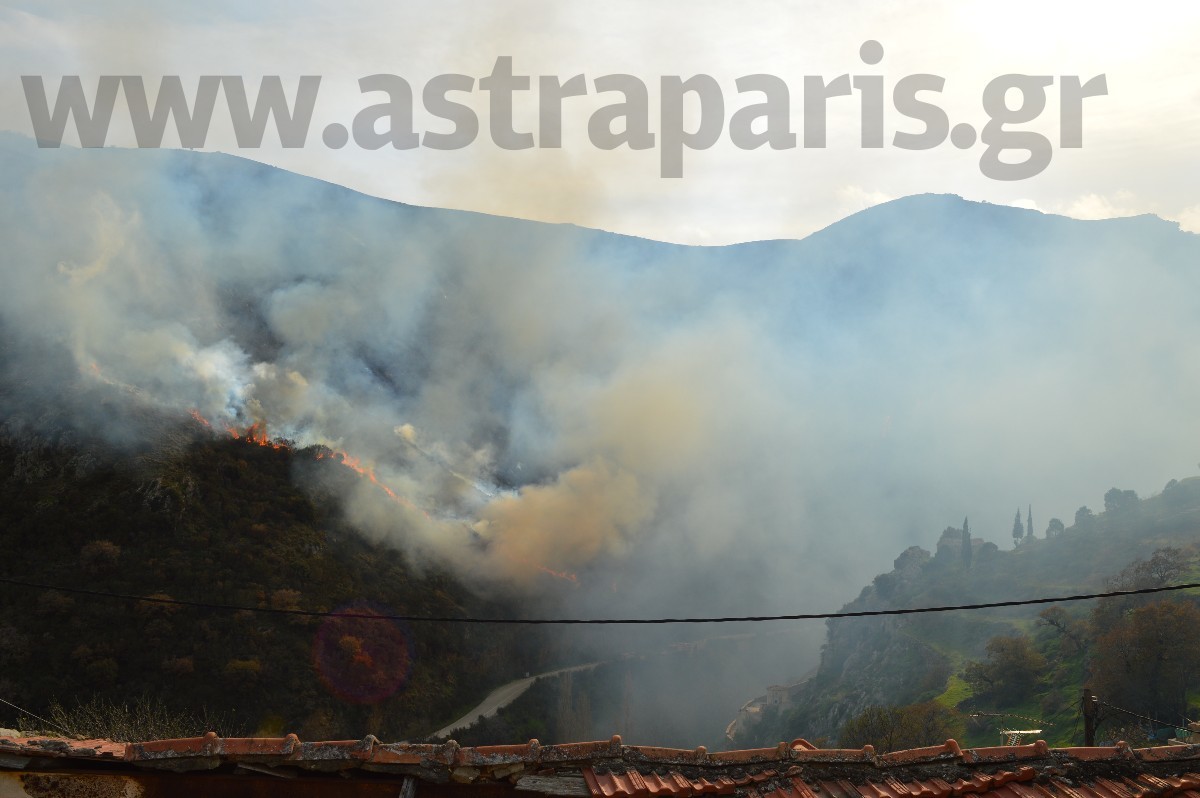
[2,133,1200,636]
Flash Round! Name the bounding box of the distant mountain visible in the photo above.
[3,135,1200,743]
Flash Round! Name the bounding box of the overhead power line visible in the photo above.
[0,696,73,736]
[968,711,1050,727]
[0,575,1197,625]
[1098,700,1193,730]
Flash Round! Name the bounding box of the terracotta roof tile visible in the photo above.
[878,740,963,765]
[541,737,625,763]
[1056,747,1137,763]
[0,734,126,760]
[4,731,1200,798]
[126,731,303,761]
[367,741,438,765]
[464,741,542,762]
[1134,748,1200,764]
[961,742,1051,763]
[1088,778,1140,798]
[684,746,776,765]
[826,777,871,798]
[786,776,819,798]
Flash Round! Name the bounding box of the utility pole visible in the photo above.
[1082,688,1098,746]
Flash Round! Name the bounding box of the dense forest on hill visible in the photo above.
[0,417,550,741]
[737,479,1200,749]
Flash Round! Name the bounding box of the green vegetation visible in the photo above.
[743,479,1200,749]
[934,674,971,709]
[0,425,545,741]
[838,702,963,752]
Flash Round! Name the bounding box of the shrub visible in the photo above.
[45,694,244,741]
[161,656,195,677]
[79,540,121,574]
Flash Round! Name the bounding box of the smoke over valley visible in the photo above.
[3,130,1200,698]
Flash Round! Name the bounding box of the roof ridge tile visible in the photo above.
[879,740,963,766]
[789,746,876,764]
[961,742,1049,764]
[1135,747,1200,764]
[1056,746,1135,763]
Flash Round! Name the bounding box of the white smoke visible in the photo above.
[3,137,1200,622]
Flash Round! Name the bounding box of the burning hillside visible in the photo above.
[3,140,1200,627]
[198,413,578,585]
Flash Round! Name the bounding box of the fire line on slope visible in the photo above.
[194,412,580,585]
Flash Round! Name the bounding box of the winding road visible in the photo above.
[430,661,602,740]
[429,628,799,740]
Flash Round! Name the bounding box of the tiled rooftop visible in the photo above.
[1,733,1199,798]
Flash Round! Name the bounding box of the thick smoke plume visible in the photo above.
[3,135,1200,627]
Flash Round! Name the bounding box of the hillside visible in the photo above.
[5,135,1200,626]
[737,479,1200,748]
[0,413,550,740]
[5,138,1200,747]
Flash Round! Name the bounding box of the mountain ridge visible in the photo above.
[2,131,1188,248]
[3,135,1200,746]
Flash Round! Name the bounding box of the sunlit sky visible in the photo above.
[2,0,1197,243]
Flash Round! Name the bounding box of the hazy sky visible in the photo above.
[1,1,1197,243]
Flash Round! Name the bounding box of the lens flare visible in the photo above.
[312,603,414,705]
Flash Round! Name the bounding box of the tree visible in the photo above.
[1091,600,1200,724]
[935,527,962,563]
[1026,506,1033,540]
[1105,547,1184,592]
[1103,487,1139,515]
[1037,606,1085,654]
[1144,547,1185,585]
[962,634,1046,703]
[961,518,972,569]
[1045,518,1065,537]
[1093,548,1188,628]
[1012,509,1024,546]
[1074,506,1094,530]
[838,702,962,751]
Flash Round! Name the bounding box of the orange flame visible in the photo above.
[188,409,212,429]
[315,449,427,517]
[224,421,289,450]
[530,562,580,584]
[220,423,425,514]
[502,552,580,585]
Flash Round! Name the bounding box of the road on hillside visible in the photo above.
[430,661,602,740]
[429,626,806,740]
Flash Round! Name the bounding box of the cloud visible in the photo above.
[1063,190,1143,220]
[1174,205,1200,234]
[837,185,893,214]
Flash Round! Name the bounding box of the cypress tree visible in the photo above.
[961,517,972,568]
